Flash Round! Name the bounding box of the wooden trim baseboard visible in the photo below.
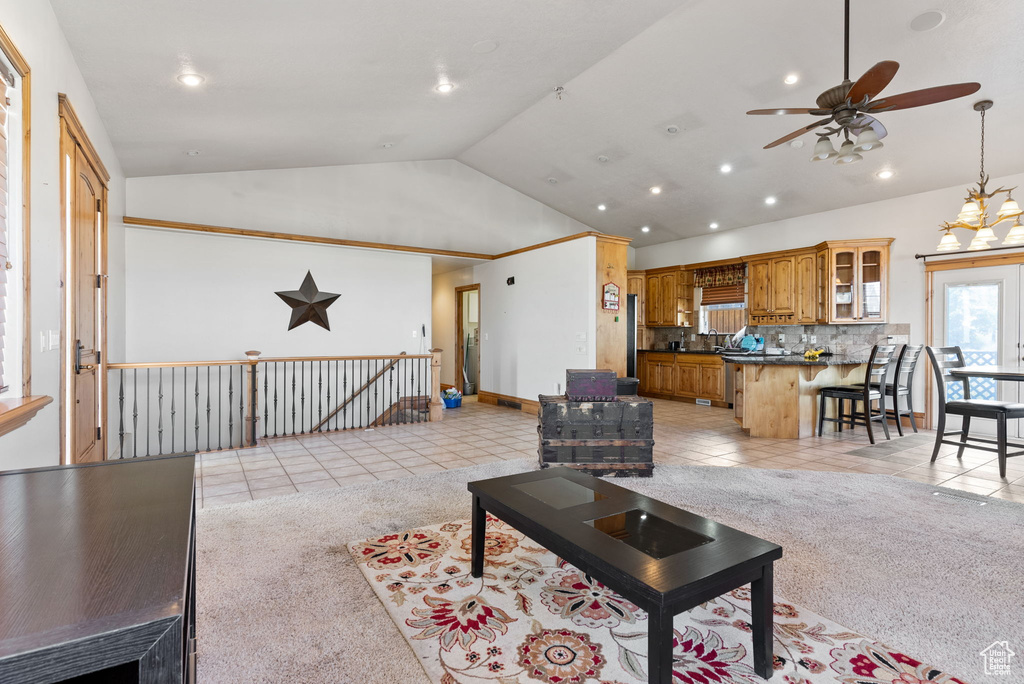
[477,390,540,415]
[0,395,52,438]
[637,391,730,409]
[123,217,633,262]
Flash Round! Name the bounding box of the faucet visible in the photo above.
[702,328,718,351]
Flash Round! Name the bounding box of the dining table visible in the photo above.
[948,365,1024,382]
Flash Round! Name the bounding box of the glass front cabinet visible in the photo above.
[816,239,892,324]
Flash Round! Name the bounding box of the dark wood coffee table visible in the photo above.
[468,467,782,682]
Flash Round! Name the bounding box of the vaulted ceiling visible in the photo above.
[51,0,1024,247]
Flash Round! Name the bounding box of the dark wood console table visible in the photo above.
[0,455,197,683]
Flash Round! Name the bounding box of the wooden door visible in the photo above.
[645,275,661,326]
[770,256,796,314]
[70,147,102,463]
[748,259,771,316]
[674,363,699,397]
[659,272,678,326]
[795,252,817,324]
[699,364,725,400]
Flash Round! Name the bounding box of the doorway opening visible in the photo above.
[455,284,480,398]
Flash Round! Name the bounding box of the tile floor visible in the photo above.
[196,397,1024,508]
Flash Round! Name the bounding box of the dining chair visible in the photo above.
[817,344,897,444]
[926,345,1024,478]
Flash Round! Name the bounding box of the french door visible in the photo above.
[930,264,1020,436]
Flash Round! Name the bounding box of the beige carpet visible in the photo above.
[196,461,1022,682]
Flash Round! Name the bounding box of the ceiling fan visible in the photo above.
[747,0,981,164]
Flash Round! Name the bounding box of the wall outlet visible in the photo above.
[810,335,817,343]
[574,344,587,354]
[800,333,807,343]
[778,333,785,343]
[484,333,489,341]
[690,333,696,341]
[412,329,419,338]
[49,330,60,351]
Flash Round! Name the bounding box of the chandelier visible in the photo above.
[936,100,1023,252]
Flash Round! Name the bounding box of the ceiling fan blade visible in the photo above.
[849,114,888,141]
[869,82,981,112]
[763,118,833,149]
[747,108,819,116]
[846,60,900,103]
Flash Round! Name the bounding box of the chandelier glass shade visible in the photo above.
[936,101,1023,252]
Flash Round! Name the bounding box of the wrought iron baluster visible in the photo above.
[157,368,164,455]
[171,368,176,454]
[342,360,348,430]
[300,361,306,435]
[417,358,422,423]
[262,361,269,439]
[239,365,246,448]
[118,369,125,458]
[132,370,139,457]
[146,368,152,457]
[389,364,395,425]
[194,367,200,453]
[317,360,323,432]
[206,366,212,452]
[228,366,234,448]
[273,362,279,437]
[291,361,297,436]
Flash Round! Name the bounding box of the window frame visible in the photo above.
[0,24,49,441]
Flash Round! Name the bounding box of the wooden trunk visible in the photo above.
[565,369,618,402]
[537,395,654,477]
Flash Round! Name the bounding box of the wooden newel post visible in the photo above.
[244,350,261,446]
[429,348,443,422]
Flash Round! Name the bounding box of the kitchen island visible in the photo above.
[725,354,869,439]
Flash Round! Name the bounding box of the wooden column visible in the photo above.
[244,351,261,446]
[595,236,632,377]
[429,348,443,422]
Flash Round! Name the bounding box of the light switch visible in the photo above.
[49,330,60,351]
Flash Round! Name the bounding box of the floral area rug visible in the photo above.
[349,516,967,684]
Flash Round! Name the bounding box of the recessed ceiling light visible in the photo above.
[641,226,651,233]
[185,149,201,156]
[472,39,499,54]
[784,73,799,85]
[435,82,455,93]
[876,169,895,179]
[720,164,732,174]
[910,10,945,32]
[666,125,680,135]
[381,142,394,149]
[597,204,607,211]
[177,73,205,87]
[765,196,777,205]
[649,186,662,195]
[709,222,719,230]
[790,139,805,149]
[546,177,558,185]
[597,155,610,163]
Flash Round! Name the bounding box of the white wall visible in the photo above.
[432,238,597,402]
[125,228,431,361]
[0,0,126,470]
[127,160,594,256]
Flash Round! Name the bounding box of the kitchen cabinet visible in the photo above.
[627,270,646,326]
[748,255,796,325]
[817,239,892,323]
[637,353,726,405]
[674,363,700,397]
[644,268,694,327]
[795,251,817,324]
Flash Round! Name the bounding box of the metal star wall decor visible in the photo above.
[275,271,340,331]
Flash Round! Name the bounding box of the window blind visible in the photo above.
[700,284,745,306]
[0,78,8,392]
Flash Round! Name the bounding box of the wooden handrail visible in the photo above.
[311,353,408,432]
[107,353,430,369]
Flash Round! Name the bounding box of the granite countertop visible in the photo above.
[637,349,722,355]
[721,353,870,366]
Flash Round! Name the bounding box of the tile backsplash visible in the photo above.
[645,324,912,357]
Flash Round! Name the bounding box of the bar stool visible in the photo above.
[817,345,897,444]
[926,346,1024,478]
[848,344,924,436]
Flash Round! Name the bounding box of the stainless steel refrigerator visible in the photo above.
[626,294,638,379]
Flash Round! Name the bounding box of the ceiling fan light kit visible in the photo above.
[934,100,1023,253]
[748,0,980,166]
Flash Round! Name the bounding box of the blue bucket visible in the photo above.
[443,396,462,409]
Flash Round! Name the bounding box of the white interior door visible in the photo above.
[931,265,1020,437]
